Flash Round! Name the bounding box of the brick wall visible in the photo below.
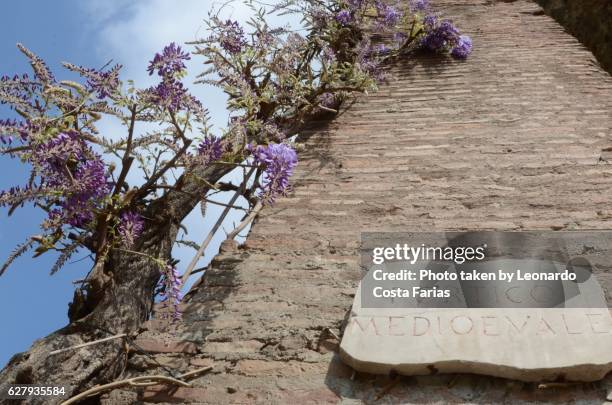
[108,1,612,403]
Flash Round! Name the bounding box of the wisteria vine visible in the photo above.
[0,0,472,321]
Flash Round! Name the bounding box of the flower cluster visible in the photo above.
[420,15,473,59]
[197,136,223,165]
[335,9,352,26]
[118,211,144,248]
[34,131,110,228]
[147,42,190,77]
[87,64,122,98]
[0,118,30,145]
[376,2,402,27]
[149,80,189,112]
[318,92,336,108]
[217,20,247,54]
[410,0,429,12]
[17,43,55,85]
[0,73,42,115]
[249,143,298,205]
[356,40,388,82]
[64,63,122,99]
[146,43,200,112]
[451,35,473,59]
[421,17,459,51]
[59,160,108,227]
[158,264,183,321]
[0,131,110,229]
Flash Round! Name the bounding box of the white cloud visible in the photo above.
[82,0,264,129]
[78,0,137,25]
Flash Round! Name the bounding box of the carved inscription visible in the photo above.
[347,312,612,337]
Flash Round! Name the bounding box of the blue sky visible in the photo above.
[0,0,285,367]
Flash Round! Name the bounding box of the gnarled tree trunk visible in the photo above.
[0,164,230,404]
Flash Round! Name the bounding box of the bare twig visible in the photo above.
[49,333,128,356]
[212,161,258,168]
[112,106,137,196]
[179,366,214,380]
[225,199,263,241]
[181,168,255,284]
[61,365,214,405]
[201,197,248,212]
[1,145,30,154]
[135,138,193,200]
[317,104,338,113]
[323,327,340,342]
[180,191,239,283]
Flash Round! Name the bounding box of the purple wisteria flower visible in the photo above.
[158,264,183,321]
[17,43,55,84]
[218,20,247,54]
[335,9,352,26]
[309,6,327,29]
[421,18,460,52]
[64,63,122,99]
[8,131,112,229]
[118,211,144,248]
[0,73,30,84]
[318,92,336,108]
[197,136,223,164]
[410,0,429,12]
[149,80,189,112]
[0,73,41,114]
[64,159,109,226]
[34,131,87,178]
[86,64,122,99]
[451,35,473,59]
[376,2,401,28]
[0,119,30,145]
[147,42,190,77]
[356,41,386,82]
[249,143,298,205]
[423,14,438,29]
[146,44,201,112]
[383,6,401,26]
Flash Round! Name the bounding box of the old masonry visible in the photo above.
[106,0,612,403]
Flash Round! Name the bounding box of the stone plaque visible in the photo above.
[340,287,612,381]
[340,232,612,382]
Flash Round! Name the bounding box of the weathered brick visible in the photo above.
[203,340,263,354]
[133,338,198,354]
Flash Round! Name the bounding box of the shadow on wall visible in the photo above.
[324,365,612,403]
[536,0,612,74]
[178,246,245,343]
